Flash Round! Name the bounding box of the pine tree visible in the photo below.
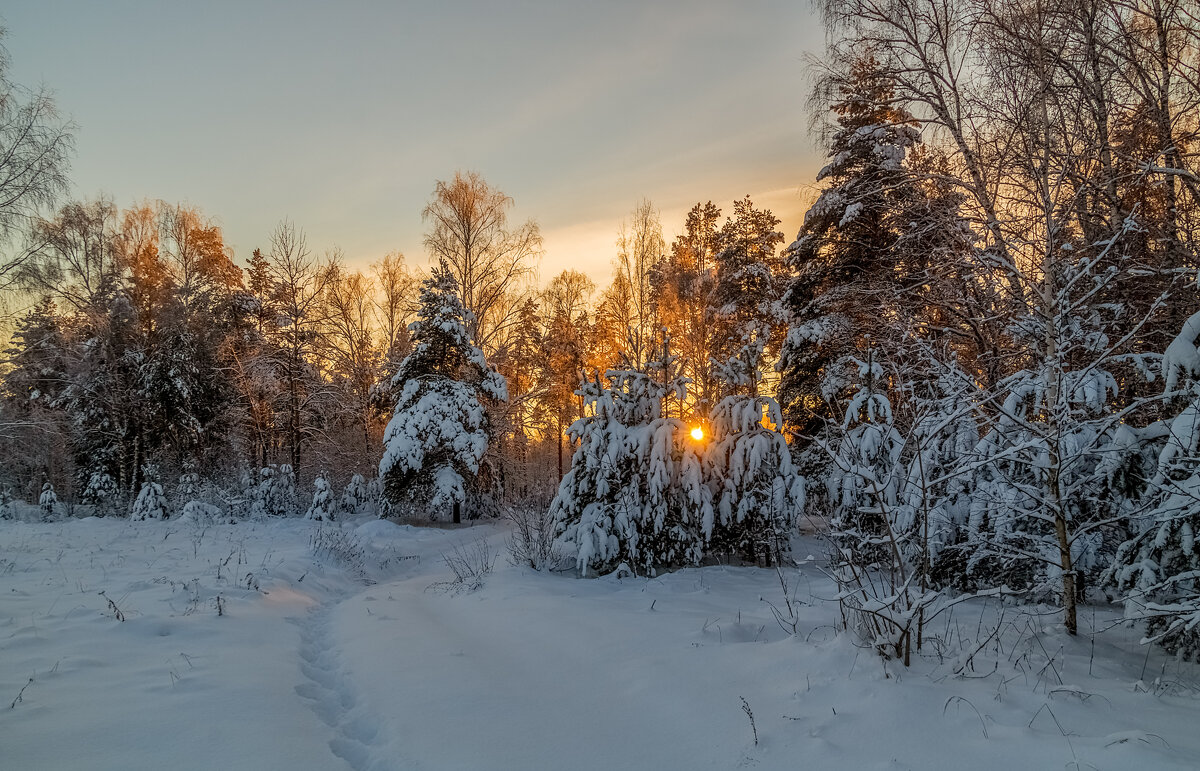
[379,261,507,522]
[4,299,68,408]
[650,201,721,416]
[540,270,594,481]
[710,198,788,370]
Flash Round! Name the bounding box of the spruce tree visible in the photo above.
[379,261,507,522]
[306,473,336,521]
[38,482,57,521]
[1108,312,1200,658]
[341,473,370,516]
[551,340,709,576]
[778,56,921,440]
[705,328,805,564]
[130,467,168,521]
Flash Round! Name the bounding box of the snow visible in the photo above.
[5,515,1200,769]
[1164,310,1200,392]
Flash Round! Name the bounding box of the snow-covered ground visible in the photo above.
[4,514,1200,770]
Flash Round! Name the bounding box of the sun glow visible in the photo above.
[690,426,704,441]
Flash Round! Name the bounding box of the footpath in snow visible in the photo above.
[4,515,1200,770]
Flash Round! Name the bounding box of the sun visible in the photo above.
[690,426,704,441]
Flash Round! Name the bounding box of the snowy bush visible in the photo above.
[178,499,222,525]
[309,525,367,578]
[431,538,495,594]
[505,503,562,571]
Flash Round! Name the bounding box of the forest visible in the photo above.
[2,0,1200,666]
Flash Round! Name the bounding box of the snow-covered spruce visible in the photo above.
[895,364,981,590]
[379,262,507,522]
[341,473,370,516]
[130,479,168,521]
[38,482,57,521]
[551,348,709,576]
[306,473,336,521]
[824,352,905,570]
[249,466,273,519]
[0,486,13,520]
[705,330,804,564]
[248,464,299,518]
[955,277,1157,612]
[1108,311,1200,659]
[83,471,120,518]
[271,464,298,517]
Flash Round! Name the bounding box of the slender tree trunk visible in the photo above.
[556,413,564,481]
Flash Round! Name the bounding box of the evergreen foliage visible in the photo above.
[551,340,710,576]
[306,473,336,521]
[130,468,168,521]
[379,262,507,521]
[38,482,57,521]
[1109,312,1200,659]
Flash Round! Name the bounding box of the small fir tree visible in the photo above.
[39,482,57,521]
[306,473,336,521]
[341,473,370,517]
[827,349,905,570]
[130,468,168,521]
[83,471,120,518]
[271,464,298,517]
[0,486,14,520]
[249,466,273,519]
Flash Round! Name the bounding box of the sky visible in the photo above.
[2,1,826,287]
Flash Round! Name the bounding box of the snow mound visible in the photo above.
[354,518,407,541]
